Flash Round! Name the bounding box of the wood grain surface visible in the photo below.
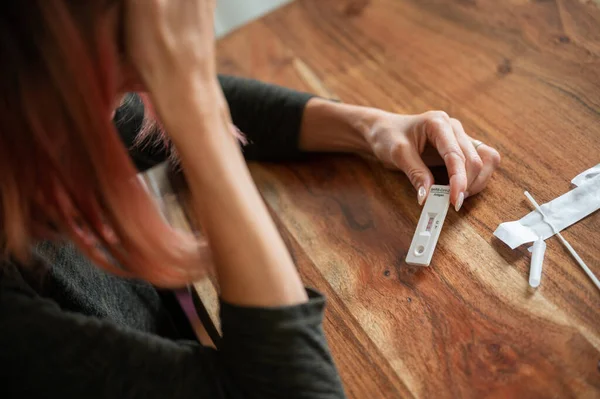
[190,0,600,397]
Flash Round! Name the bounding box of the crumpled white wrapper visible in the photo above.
[494,164,600,249]
[571,163,600,187]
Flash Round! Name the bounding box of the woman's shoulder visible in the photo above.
[0,256,219,399]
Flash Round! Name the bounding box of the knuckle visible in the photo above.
[471,156,484,174]
[424,111,451,128]
[488,149,501,167]
[423,118,445,137]
[371,142,386,156]
[449,117,463,129]
[389,141,408,160]
[425,110,450,121]
[405,168,428,185]
[445,148,466,163]
[371,144,389,163]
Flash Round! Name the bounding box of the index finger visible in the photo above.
[421,112,468,210]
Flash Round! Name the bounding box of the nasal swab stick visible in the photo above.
[524,191,600,292]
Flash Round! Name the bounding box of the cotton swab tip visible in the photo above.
[528,238,546,288]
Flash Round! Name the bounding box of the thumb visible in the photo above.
[392,146,434,206]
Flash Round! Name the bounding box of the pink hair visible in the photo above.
[0,1,225,287]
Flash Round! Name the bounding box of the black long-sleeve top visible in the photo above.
[0,76,347,398]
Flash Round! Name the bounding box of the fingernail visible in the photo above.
[418,186,427,205]
[455,192,465,212]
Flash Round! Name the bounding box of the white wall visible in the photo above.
[215,0,294,38]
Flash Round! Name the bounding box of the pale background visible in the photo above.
[215,0,293,38]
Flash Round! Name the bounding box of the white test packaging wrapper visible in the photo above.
[406,185,451,266]
[571,163,600,187]
[494,163,600,289]
[494,169,600,249]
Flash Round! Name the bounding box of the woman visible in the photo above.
[0,0,500,397]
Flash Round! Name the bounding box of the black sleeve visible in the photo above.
[116,75,315,172]
[0,271,346,398]
[218,75,314,161]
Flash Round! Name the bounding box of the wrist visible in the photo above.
[300,98,375,155]
[343,103,381,156]
[150,75,225,123]
[151,76,229,142]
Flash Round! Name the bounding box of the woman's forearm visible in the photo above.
[165,80,307,307]
[299,98,374,154]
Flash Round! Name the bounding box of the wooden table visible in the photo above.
[150,1,600,397]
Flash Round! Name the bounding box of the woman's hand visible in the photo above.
[300,99,501,211]
[364,110,501,210]
[126,0,217,82]
[125,0,224,129]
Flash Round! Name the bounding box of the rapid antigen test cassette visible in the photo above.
[406,185,451,266]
